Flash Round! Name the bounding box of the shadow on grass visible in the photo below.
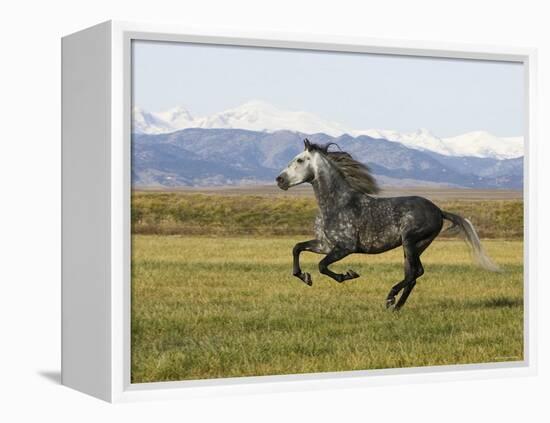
[467,296,523,309]
[429,296,523,311]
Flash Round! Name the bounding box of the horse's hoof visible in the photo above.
[385,297,396,309]
[346,270,360,279]
[294,272,312,286]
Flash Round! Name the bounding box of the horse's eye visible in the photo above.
[297,158,304,164]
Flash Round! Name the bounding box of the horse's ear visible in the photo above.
[304,138,312,151]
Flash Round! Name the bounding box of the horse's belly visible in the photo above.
[359,232,402,254]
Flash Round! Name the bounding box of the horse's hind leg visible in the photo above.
[394,277,418,310]
[292,239,325,286]
[318,245,359,283]
[386,254,418,309]
[386,278,409,308]
[387,236,433,310]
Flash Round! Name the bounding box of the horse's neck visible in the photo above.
[311,158,352,213]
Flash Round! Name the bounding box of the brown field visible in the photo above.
[134,184,523,201]
[131,188,523,239]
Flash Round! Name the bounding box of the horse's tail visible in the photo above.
[441,211,501,272]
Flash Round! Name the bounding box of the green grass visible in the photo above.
[131,192,523,238]
[131,236,523,383]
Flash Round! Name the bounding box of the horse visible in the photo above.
[275,138,500,310]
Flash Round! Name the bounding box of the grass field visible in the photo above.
[131,235,523,383]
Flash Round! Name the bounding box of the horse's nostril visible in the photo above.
[276,176,284,183]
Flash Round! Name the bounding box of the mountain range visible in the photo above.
[132,101,523,189]
[133,100,524,160]
[132,128,523,189]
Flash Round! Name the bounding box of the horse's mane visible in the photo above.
[307,141,380,195]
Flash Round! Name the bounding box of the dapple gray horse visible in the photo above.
[276,139,499,310]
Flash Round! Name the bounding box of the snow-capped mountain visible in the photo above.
[133,101,348,137]
[442,131,523,160]
[357,128,453,156]
[360,128,523,160]
[154,106,196,130]
[132,101,524,160]
[196,100,349,136]
[133,107,175,134]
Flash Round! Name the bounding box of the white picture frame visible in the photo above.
[61,20,537,403]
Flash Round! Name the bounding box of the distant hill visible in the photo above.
[132,128,523,189]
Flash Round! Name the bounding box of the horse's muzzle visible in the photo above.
[276,175,289,190]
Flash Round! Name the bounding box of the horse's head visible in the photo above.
[276,139,316,190]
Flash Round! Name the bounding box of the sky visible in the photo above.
[132,40,525,138]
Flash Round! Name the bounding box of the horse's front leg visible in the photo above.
[292,239,326,286]
[318,245,359,283]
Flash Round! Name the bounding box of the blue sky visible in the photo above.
[132,40,524,138]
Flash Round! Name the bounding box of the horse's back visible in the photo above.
[388,195,444,234]
[369,195,444,238]
[380,195,442,214]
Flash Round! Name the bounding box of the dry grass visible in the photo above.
[131,192,523,239]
